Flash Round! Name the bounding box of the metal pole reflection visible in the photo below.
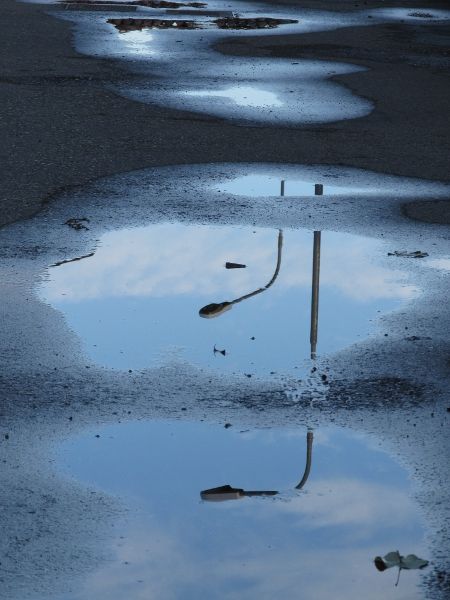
[295,430,313,490]
[310,184,323,359]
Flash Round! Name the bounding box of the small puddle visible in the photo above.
[55,420,428,599]
[218,174,371,196]
[39,223,415,375]
[47,2,374,125]
[186,85,283,108]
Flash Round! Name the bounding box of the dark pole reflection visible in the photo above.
[199,229,283,319]
[310,231,321,359]
[295,430,313,490]
[310,184,323,359]
[200,430,314,502]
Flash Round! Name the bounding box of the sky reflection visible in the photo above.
[217,174,372,196]
[186,86,284,108]
[54,421,427,600]
[39,224,416,373]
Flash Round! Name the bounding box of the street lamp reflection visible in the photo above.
[199,229,284,319]
[199,181,323,358]
[200,430,313,502]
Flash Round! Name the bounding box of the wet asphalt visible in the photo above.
[1,0,450,598]
[1,0,449,228]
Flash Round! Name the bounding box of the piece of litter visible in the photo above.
[387,250,428,258]
[374,550,428,586]
[65,217,90,231]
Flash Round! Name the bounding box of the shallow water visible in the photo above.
[49,3,374,125]
[39,222,415,376]
[217,174,371,196]
[53,420,428,600]
[35,0,449,125]
[185,85,284,108]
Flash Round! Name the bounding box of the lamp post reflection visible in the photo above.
[199,181,323,360]
[200,430,313,502]
[310,183,323,360]
[199,229,283,318]
[310,231,321,359]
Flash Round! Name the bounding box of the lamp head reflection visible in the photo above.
[199,301,232,319]
[201,484,278,502]
[200,431,313,502]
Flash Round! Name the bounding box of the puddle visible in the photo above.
[186,85,283,108]
[34,0,449,125]
[426,257,450,272]
[39,223,415,375]
[48,4,375,125]
[54,420,428,599]
[217,174,371,196]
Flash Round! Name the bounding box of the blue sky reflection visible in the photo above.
[55,421,427,600]
[40,224,416,374]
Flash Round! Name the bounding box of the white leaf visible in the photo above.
[383,551,402,568]
[401,555,429,570]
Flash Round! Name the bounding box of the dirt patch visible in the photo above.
[107,17,200,31]
[402,200,450,225]
[107,16,298,32]
[214,17,297,30]
[61,0,206,7]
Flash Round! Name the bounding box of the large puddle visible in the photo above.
[54,420,428,599]
[32,1,450,125]
[39,223,415,375]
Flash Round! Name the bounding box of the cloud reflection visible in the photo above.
[41,224,416,303]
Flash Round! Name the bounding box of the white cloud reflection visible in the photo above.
[59,422,427,600]
[186,86,284,108]
[78,482,424,600]
[277,478,418,531]
[41,224,416,304]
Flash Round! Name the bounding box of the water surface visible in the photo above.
[53,420,428,600]
[40,223,415,375]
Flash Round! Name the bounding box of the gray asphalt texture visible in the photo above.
[1,0,449,228]
[1,1,450,599]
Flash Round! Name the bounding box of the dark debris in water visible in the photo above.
[64,217,90,231]
[387,250,428,258]
[50,252,95,268]
[408,12,435,18]
[61,0,206,7]
[136,0,206,6]
[214,17,297,30]
[108,18,200,31]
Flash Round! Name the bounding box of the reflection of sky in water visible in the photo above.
[55,421,427,600]
[186,86,283,108]
[121,29,156,57]
[39,224,416,374]
[426,257,450,272]
[218,174,373,196]
[40,224,412,375]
